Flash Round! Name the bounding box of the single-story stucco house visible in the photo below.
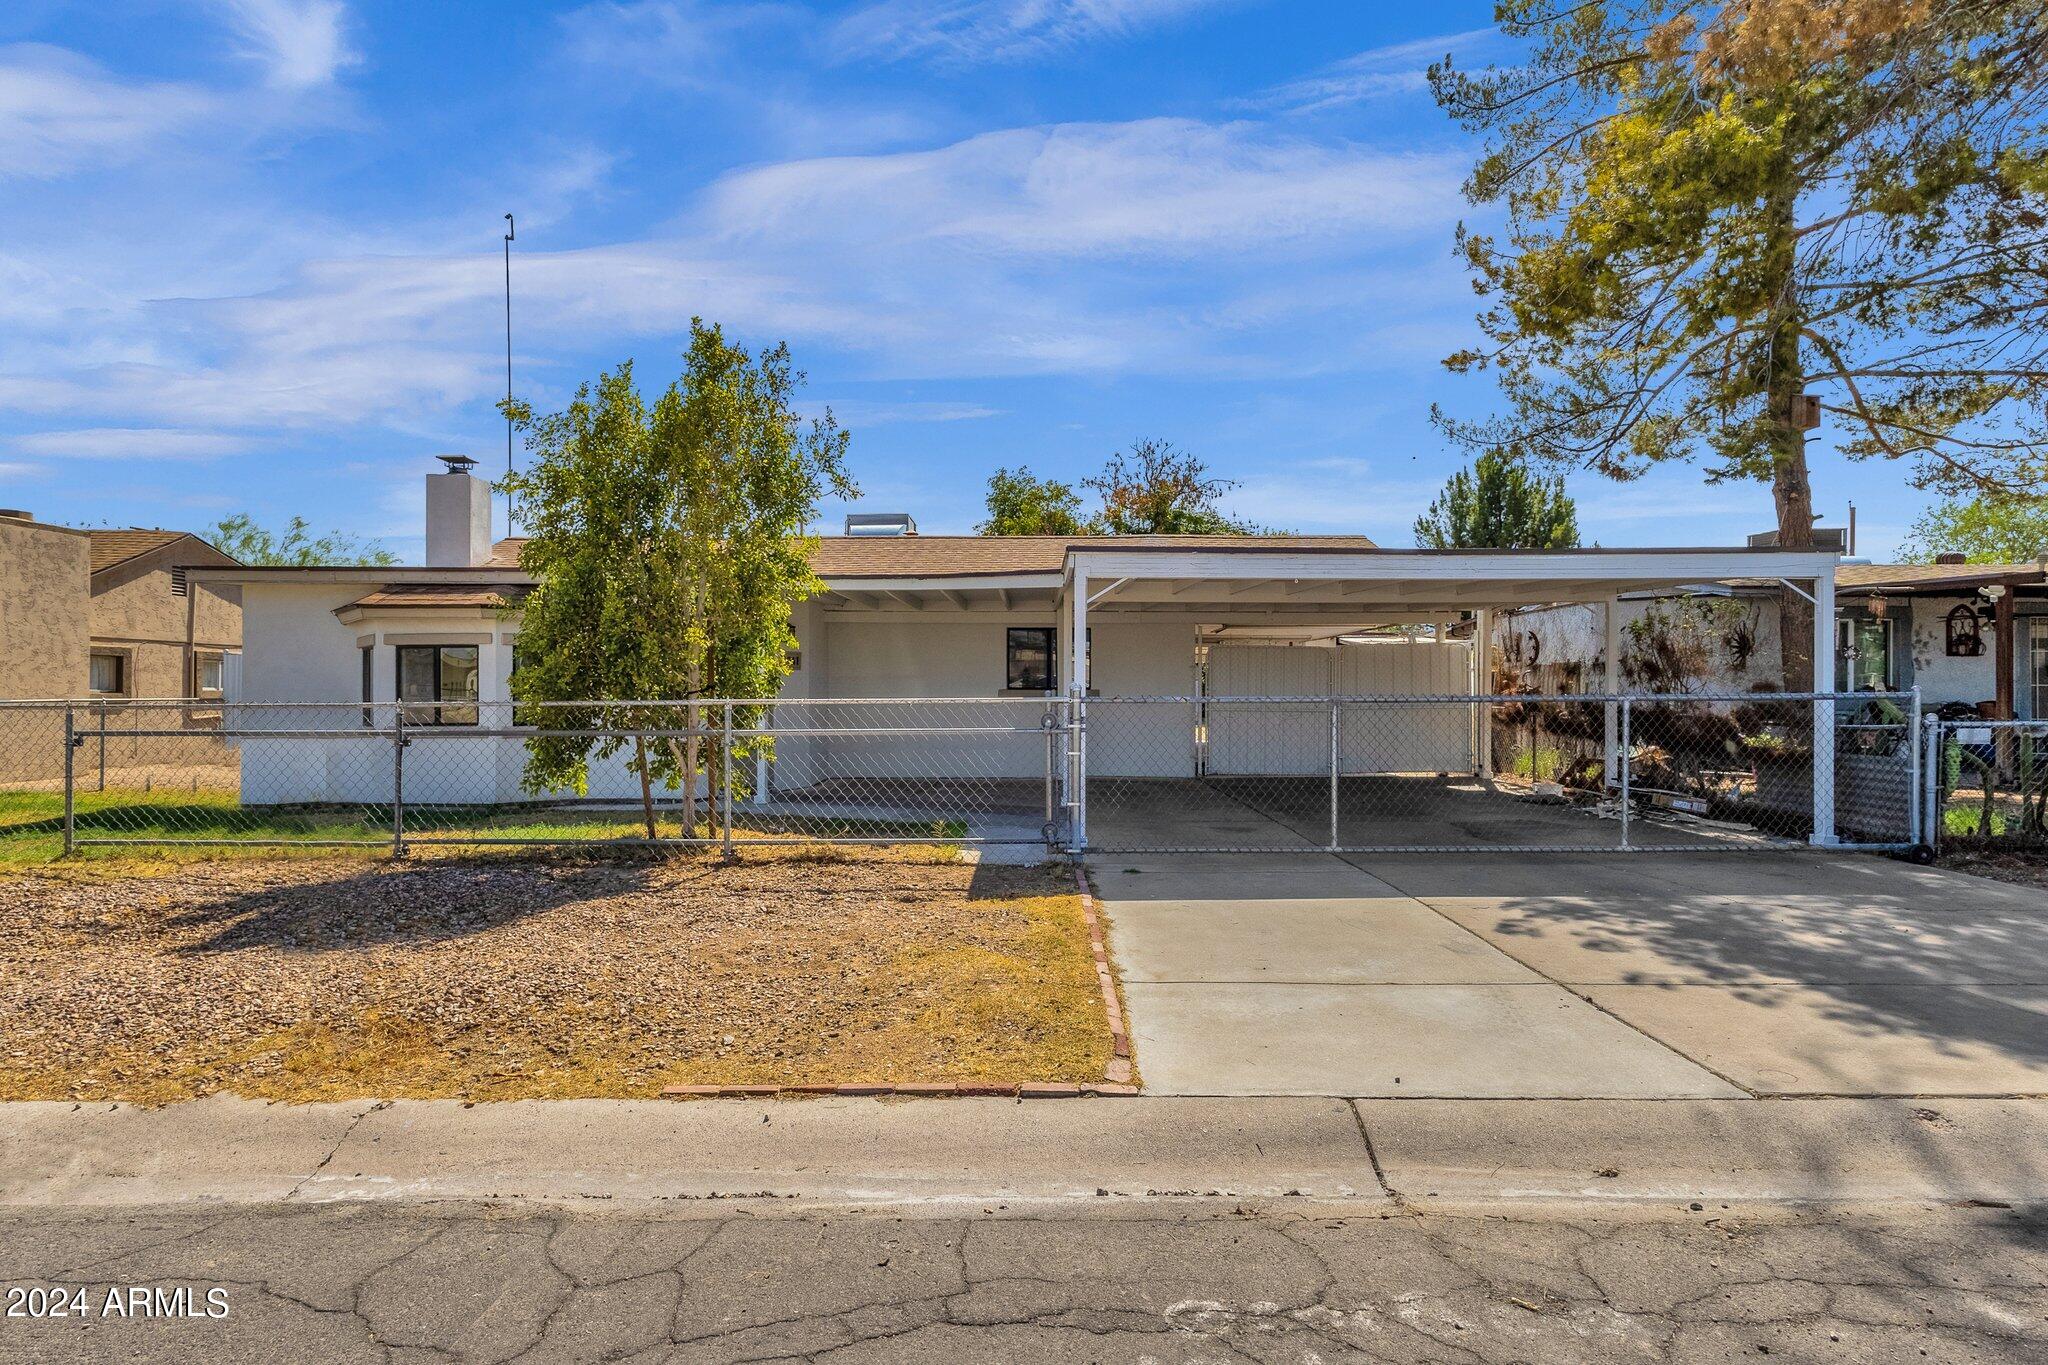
[197,458,1884,846]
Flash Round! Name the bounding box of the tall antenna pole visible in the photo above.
[503,212,515,537]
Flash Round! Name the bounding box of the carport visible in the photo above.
[1058,545,1850,852]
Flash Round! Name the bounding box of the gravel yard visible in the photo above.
[0,852,1113,1103]
[1939,849,2048,893]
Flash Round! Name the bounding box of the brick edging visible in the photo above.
[1074,862,1136,1086]
[661,862,1139,1102]
[661,1081,1139,1099]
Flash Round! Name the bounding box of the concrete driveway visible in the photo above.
[1096,839,2048,1098]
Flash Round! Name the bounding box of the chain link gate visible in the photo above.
[1079,691,1922,855]
[1922,714,2048,854]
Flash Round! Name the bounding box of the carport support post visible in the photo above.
[1067,563,1088,853]
[1811,570,1838,846]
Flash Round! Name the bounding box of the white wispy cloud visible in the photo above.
[833,0,1231,65]
[807,400,1003,425]
[0,45,218,179]
[561,0,796,88]
[1247,27,1496,114]
[704,118,1463,256]
[0,460,46,479]
[0,113,1465,429]
[7,428,260,460]
[214,0,360,89]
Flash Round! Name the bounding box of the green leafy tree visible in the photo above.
[500,321,854,838]
[1414,453,1582,549]
[978,466,1092,534]
[1901,494,2048,562]
[206,514,396,566]
[1432,0,2048,683]
[1082,438,1267,535]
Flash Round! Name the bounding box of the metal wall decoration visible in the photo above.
[1945,603,1984,657]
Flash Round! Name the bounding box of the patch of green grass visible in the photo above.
[0,788,969,866]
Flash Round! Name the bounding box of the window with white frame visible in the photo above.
[1836,617,1895,692]
[194,652,224,696]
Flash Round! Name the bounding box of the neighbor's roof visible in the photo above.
[1835,561,2047,593]
[339,584,524,611]
[488,534,1382,577]
[87,529,236,575]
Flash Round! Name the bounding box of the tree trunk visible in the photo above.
[1762,166,1818,694]
[633,734,656,840]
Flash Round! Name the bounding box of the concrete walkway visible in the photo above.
[1091,816,2048,1098]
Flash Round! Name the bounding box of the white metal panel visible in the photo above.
[1205,645,1329,774]
[1334,640,1473,773]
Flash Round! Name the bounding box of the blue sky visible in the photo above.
[1,0,1927,560]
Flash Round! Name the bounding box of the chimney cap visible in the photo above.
[437,454,479,475]
[1935,552,1968,565]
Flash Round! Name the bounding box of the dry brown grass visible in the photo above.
[0,848,1113,1104]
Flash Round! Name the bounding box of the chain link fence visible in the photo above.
[0,692,1924,860]
[1924,716,2048,853]
[0,698,1069,858]
[1082,692,1920,853]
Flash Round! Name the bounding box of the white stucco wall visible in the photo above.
[1909,596,1998,710]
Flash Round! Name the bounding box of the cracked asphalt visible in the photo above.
[0,1201,2041,1363]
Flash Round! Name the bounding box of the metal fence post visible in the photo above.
[391,706,407,858]
[1068,691,1087,855]
[721,702,735,858]
[97,699,106,792]
[1043,702,1058,850]
[1618,697,1632,851]
[1906,688,1923,849]
[63,706,77,857]
[1328,698,1341,851]
[1923,713,1943,854]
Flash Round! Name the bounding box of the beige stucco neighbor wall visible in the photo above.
[0,517,92,700]
[88,546,242,699]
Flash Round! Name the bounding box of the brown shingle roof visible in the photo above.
[88,529,192,574]
[486,533,1384,577]
[1836,561,2046,593]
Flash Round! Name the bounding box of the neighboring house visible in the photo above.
[0,511,93,700]
[1495,559,2048,719]
[200,458,1873,842]
[0,509,243,701]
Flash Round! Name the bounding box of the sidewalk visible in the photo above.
[3,1094,2043,1211]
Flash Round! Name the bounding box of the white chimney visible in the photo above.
[425,455,492,567]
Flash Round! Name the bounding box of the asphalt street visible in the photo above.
[0,1200,2041,1363]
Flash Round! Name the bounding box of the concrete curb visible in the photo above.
[3,1095,2043,1211]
